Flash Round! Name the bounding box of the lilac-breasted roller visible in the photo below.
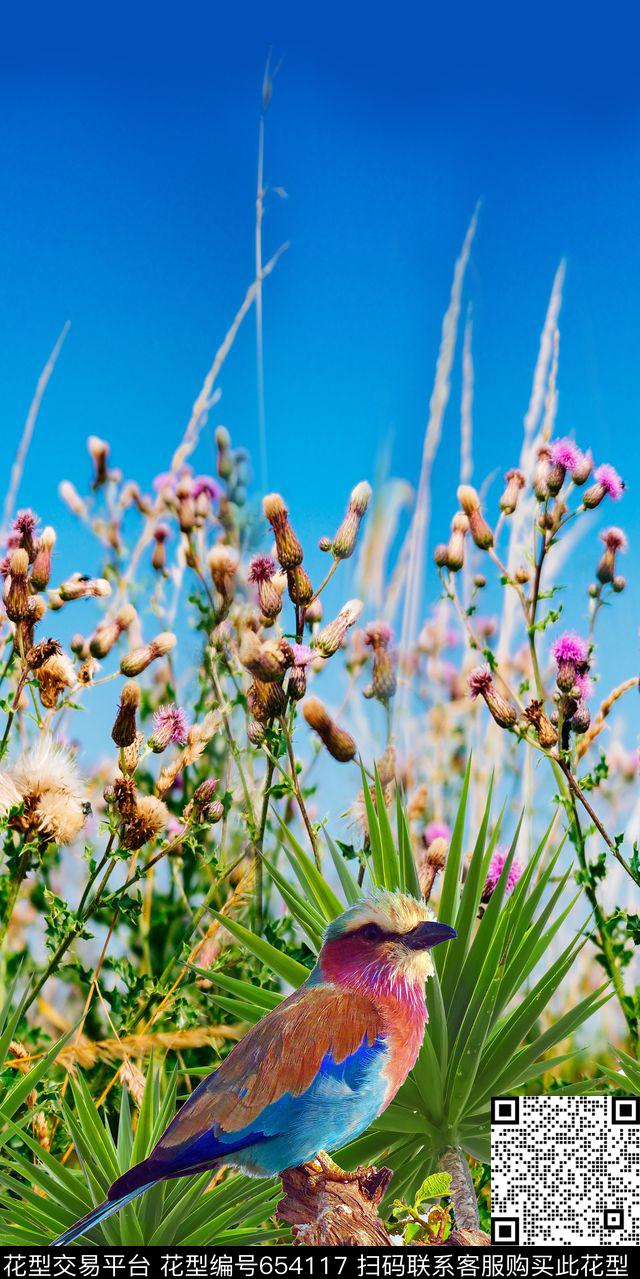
[53,890,456,1244]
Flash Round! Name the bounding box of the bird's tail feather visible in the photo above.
[52,1181,156,1246]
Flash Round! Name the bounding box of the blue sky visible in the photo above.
[0,2,638,692]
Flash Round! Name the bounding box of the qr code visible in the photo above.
[491,1095,640,1245]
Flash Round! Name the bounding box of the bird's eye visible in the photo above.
[362,923,383,943]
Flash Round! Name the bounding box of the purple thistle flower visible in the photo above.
[594,463,624,501]
[292,643,313,667]
[483,849,523,899]
[424,820,451,847]
[192,475,221,501]
[152,471,178,493]
[600,526,628,552]
[150,703,189,752]
[248,554,277,584]
[364,621,393,647]
[549,438,582,471]
[574,671,594,701]
[468,665,493,698]
[551,632,589,667]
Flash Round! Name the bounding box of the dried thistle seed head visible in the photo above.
[120,631,176,676]
[3,549,30,621]
[499,468,526,514]
[302,696,357,762]
[77,656,99,685]
[121,793,170,850]
[26,638,62,670]
[58,480,87,519]
[35,651,77,708]
[30,527,56,590]
[330,479,372,559]
[262,493,304,569]
[111,681,141,747]
[286,564,313,606]
[522,699,558,749]
[314,598,363,657]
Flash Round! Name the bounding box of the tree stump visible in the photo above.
[279,1162,395,1246]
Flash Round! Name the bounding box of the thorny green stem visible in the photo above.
[0,842,32,950]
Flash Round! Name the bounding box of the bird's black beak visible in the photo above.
[403,920,457,951]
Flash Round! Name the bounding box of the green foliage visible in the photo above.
[0,1065,283,1245]
[197,765,609,1203]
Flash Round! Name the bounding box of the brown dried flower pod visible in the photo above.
[363,622,397,705]
[90,603,136,658]
[58,574,111,602]
[532,446,551,500]
[287,564,314,606]
[239,631,289,682]
[262,493,304,569]
[523,699,558,749]
[26,638,62,670]
[36,651,76,708]
[247,678,287,723]
[121,794,169,850]
[302,696,357,762]
[247,555,284,619]
[468,666,517,730]
[111,681,141,747]
[207,545,239,600]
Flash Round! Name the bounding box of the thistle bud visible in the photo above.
[597,527,627,585]
[287,564,314,606]
[111,681,141,747]
[262,493,304,569]
[499,469,526,515]
[532,447,551,500]
[90,603,136,658]
[247,678,287,723]
[151,524,170,574]
[71,633,89,658]
[445,512,469,572]
[419,836,448,901]
[207,545,239,600]
[3,549,30,621]
[433,543,449,568]
[314,599,363,658]
[248,554,283,619]
[319,536,333,552]
[474,573,486,589]
[468,666,517,730]
[613,575,626,593]
[58,575,111,602]
[215,426,233,480]
[523,699,558,749]
[570,701,591,734]
[239,631,289,682]
[305,597,323,625]
[457,485,493,550]
[60,482,89,524]
[330,480,372,560]
[247,720,266,746]
[120,631,176,676]
[302,696,357,762]
[88,435,110,488]
[184,778,222,823]
[363,622,397,705]
[31,527,56,591]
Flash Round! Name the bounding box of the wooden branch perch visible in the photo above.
[279,1162,395,1245]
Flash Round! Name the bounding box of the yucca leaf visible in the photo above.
[374,766,400,890]
[260,854,325,946]
[190,968,282,1012]
[396,788,421,898]
[207,910,309,988]
[360,762,385,885]
[450,779,495,961]
[273,812,343,919]
[324,831,361,904]
[436,756,471,982]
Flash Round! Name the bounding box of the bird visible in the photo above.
[53,890,456,1244]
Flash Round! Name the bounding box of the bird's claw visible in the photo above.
[304,1151,354,1183]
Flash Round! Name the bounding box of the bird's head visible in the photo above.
[318,890,456,997]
